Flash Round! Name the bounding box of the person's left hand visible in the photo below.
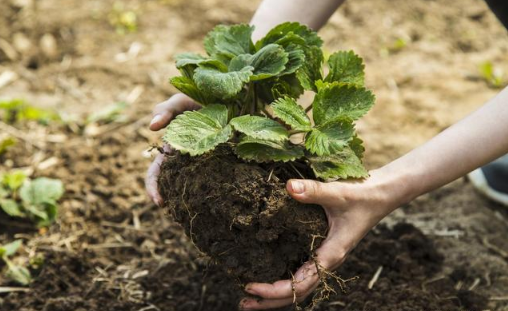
[239,170,401,310]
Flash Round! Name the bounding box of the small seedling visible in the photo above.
[0,170,64,227]
[479,61,505,89]
[0,136,16,156]
[108,2,138,35]
[164,22,375,180]
[0,99,59,125]
[86,101,129,124]
[0,240,31,286]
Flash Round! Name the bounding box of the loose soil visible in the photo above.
[158,146,327,284]
[1,0,508,310]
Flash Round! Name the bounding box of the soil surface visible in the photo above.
[1,0,508,310]
[158,146,327,284]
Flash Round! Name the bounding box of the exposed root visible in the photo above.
[306,250,359,309]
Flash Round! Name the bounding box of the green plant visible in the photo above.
[0,240,31,285]
[0,136,16,156]
[86,101,129,124]
[0,99,59,125]
[108,2,138,34]
[164,23,375,180]
[0,171,64,227]
[479,61,505,89]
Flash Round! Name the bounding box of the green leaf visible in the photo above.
[325,51,365,86]
[236,136,304,163]
[349,135,365,159]
[163,104,232,156]
[296,46,323,91]
[0,240,22,257]
[174,53,230,78]
[3,170,27,191]
[0,136,16,155]
[305,118,355,156]
[170,76,214,105]
[36,201,58,228]
[0,186,8,198]
[259,74,304,103]
[271,97,311,131]
[194,66,253,99]
[280,44,305,76]
[309,147,369,180]
[204,24,254,59]
[0,199,24,217]
[312,82,375,125]
[20,178,64,206]
[86,101,129,124]
[249,44,288,80]
[230,115,289,142]
[4,258,31,285]
[255,22,323,49]
[175,52,206,68]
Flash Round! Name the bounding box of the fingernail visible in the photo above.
[244,285,257,295]
[150,114,162,127]
[239,299,251,310]
[290,180,305,194]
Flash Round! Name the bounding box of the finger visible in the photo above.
[286,179,339,206]
[145,153,164,206]
[246,261,320,300]
[149,93,200,131]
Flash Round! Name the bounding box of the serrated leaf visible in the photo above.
[280,44,305,76]
[349,135,365,159]
[4,258,31,285]
[309,147,369,180]
[204,24,254,59]
[175,53,228,78]
[0,199,23,217]
[0,240,22,257]
[325,51,365,86]
[228,44,289,81]
[296,46,323,91]
[305,118,355,156]
[249,44,288,80]
[20,178,64,206]
[164,104,232,156]
[259,74,305,104]
[230,115,289,142]
[236,136,304,162]
[312,82,375,125]
[170,76,215,105]
[271,97,311,131]
[194,66,253,99]
[175,52,206,68]
[2,170,26,191]
[255,22,323,49]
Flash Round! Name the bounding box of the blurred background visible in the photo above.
[0,0,507,310]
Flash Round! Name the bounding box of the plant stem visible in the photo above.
[305,104,313,113]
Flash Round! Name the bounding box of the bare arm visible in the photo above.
[384,86,508,206]
[240,90,508,310]
[250,0,346,41]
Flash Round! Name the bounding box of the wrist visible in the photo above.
[366,164,421,213]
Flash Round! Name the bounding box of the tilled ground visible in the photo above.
[1,0,508,310]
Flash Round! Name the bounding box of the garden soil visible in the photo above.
[1,0,508,310]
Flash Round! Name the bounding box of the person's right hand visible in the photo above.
[145,93,201,206]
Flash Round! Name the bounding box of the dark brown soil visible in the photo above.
[158,146,328,284]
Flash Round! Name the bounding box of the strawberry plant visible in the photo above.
[0,171,64,227]
[164,22,375,180]
[0,240,31,285]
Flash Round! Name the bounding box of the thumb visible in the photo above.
[287,179,337,206]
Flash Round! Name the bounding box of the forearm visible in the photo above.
[250,0,346,41]
[380,86,508,206]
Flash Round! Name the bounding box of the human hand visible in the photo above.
[239,170,402,310]
[145,93,201,206]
